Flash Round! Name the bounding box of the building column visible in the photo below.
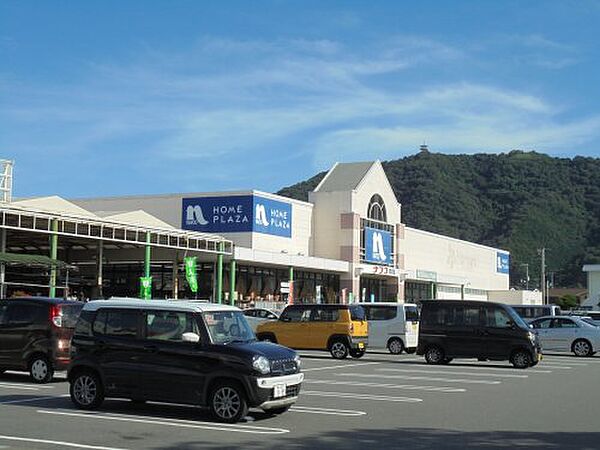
[96,241,104,299]
[0,228,6,298]
[216,242,224,304]
[429,282,436,300]
[172,252,179,300]
[49,219,58,297]
[229,259,236,305]
[460,284,465,300]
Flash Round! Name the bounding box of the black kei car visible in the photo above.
[417,300,542,369]
[68,299,304,423]
[0,297,83,383]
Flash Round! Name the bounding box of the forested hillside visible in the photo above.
[277,151,600,288]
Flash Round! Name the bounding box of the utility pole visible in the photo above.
[520,263,530,290]
[539,248,546,305]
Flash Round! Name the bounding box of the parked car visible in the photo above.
[568,310,600,326]
[358,302,419,354]
[417,300,541,368]
[68,299,303,423]
[530,315,600,357]
[512,305,562,322]
[256,304,368,359]
[243,308,279,332]
[0,297,83,383]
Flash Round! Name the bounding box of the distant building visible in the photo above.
[582,265,600,308]
[548,288,588,306]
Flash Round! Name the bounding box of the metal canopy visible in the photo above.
[0,203,233,255]
[0,251,74,269]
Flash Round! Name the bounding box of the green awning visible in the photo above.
[0,252,72,269]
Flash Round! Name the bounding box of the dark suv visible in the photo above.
[417,300,542,369]
[68,299,303,423]
[0,297,83,382]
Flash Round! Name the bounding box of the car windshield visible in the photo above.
[202,311,256,344]
[580,318,599,328]
[506,306,530,330]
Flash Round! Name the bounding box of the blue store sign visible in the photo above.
[364,227,392,265]
[182,195,292,237]
[496,252,510,274]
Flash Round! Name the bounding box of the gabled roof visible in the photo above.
[313,161,375,193]
[102,210,175,230]
[12,196,99,219]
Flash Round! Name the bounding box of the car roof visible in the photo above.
[83,298,240,314]
[1,296,80,305]
[420,300,506,307]
[357,302,418,307]
[285,303,351,309]
[532,315,579,321]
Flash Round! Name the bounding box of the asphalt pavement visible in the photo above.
[1,351,599,450]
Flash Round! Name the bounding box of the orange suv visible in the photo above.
[256,304,368,359]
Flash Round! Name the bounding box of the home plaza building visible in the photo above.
[72,161,510,305]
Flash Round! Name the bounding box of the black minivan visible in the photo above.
[0,297,83,382]
[68,299,304,423]
[417,300,542,368]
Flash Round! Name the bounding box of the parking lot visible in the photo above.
[1,351,599,450]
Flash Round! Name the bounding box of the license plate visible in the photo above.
[358,342,364,349]
[538,354,543,361]
[273,384,286,398]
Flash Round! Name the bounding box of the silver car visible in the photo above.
[242,308,279,332]
[530,315,600,357]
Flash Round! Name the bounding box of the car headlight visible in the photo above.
[528,332,536,342]
[252,356,271,375]
[294,354,302,370]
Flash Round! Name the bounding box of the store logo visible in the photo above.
[255,203,270,226]
[372,231,387,262]
[185,205,209,226]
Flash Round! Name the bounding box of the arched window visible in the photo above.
[367,194,387,222]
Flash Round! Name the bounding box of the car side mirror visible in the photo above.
[182,332,200,344]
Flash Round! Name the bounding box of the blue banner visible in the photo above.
[496,252,510,274]
[364,227,392,265]
[182,195,292,237]
[253,195,292,237]
[182,196,253,233]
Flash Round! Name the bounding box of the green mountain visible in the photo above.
[277,151,600,288]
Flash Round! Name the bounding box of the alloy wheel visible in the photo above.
[388,339,403,355]
[331,342,348,359]
[573,340,591,357]
[213,387,241,420]
[73,375,98,406]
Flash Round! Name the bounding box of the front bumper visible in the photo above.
[253,372,304,410]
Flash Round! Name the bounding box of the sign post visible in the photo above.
[139,276,152,300]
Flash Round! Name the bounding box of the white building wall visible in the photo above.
[309,190,353,260]
[488,290,543,305]
[403,227,509,291]
[583,265,600,308]
[351,164,401,224]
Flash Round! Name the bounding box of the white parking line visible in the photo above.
[537,365,575,369]
[37,410,290,435]
[376,368,529,379]
[0,384,40,391]
[0,394,69,405]
[0,435,128,450]
[302,362,380,372]
[337,373,501,385]
[301,390,422,403]
[290,405,367,416]
[305,379,465,393]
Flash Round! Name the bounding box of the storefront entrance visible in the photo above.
[359,276,389,302]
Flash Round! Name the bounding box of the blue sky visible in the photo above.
[1,0,600,198]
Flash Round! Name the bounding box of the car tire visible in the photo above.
[349,349,366,359]
[70,371,104,410]
[209,381,248,423]
[329,339,350,359]
[29,355,54,384]
[405,348,417,354]
[572,339,593,357]
[441,358,453,365]
[387,338,404,355]
[511,350,532,369]
[263,405,291,416]
[424,346,445,365]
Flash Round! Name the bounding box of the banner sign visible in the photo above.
[496,252,510,274]
[184,256,198,293]
[182,195,292,237]
[364,227,392,265]
[139,276,152,300]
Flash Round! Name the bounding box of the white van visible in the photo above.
[512,305,562,322]
[358,303,420,354]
